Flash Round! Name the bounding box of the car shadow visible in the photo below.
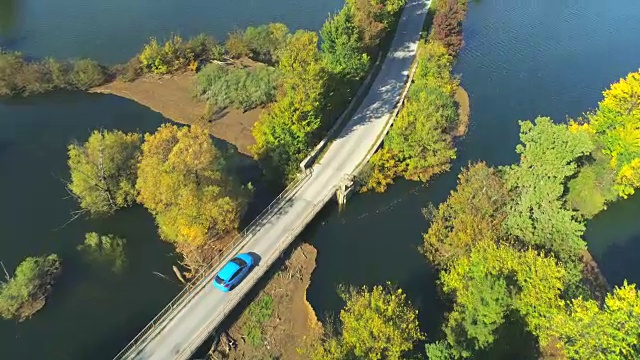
[246,251,261,267]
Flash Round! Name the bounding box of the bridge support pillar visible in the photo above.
[336,174,356,205]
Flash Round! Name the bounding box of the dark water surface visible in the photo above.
[307,0,640,341]
[0,0,342,358]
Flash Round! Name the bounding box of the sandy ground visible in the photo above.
[212,243,322,359]
[453,85,470,137]
[90,73,261,156]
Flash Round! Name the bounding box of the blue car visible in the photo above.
[213,253,255,292]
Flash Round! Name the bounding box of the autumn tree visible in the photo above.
[431,0,465,57]
[67,129,141,216]
[320,4,370,80]
[242,23,290,63]
[0,254,62,321]
[308,285,424,360]
[251,30,327,182]
[423,162,509,269]
[439,241,567,358]
[503,117,593,262]
[547,281,640,359]
[346,0,405,51]
[586,69,640,198]
[364,41,459,192]
[136,124,242,246]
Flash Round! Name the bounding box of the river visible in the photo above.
[1,0,640,358]
[0,0,342,358]
[306,0,640,346]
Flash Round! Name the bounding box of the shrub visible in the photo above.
[0,254,62,321]
[431,0,465,57]
[243,23,290,63]
[225,30,250,59]
[113,57,142,82]
[243,294,274,347]
[194,63,279,112]
[70,59,109,89]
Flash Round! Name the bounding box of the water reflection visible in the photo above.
[0,0,19,37]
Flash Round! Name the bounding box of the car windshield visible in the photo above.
[214,275,225,285]
[231,257,247,268]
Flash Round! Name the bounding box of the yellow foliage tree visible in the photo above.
[306,284,424,360]
[547,281,640,359]
[587,69,640,198]
[136,124,241,246]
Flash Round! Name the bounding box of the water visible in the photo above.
[307,0,640,340]
[0,0,343,358]
[0,0,342,64]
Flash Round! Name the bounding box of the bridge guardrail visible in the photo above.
[113,170,313,360]
[177,186,338,358]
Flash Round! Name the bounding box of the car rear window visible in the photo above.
[231,257,247,267]
[214,275,225,285]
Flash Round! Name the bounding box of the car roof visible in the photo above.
[217,261,241,281]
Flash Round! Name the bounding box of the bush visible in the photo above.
[194,63,279,112]
[431,0,465,57]
[113,57,142,82]
[242,23,290,63]
[0,254,62,321]
[225,30,250,59]
[70,59,109,89]
[243,294,274,347]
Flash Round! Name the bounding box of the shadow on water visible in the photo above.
[0,0,19,37]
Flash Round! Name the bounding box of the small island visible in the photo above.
[0,254,62,321]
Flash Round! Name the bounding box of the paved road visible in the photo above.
[122,1,427,358]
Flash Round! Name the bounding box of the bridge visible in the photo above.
[115,0,428,358]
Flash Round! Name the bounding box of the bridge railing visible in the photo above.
[177,185,338,358]
[113,170,313,360]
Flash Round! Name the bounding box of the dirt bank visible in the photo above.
[90,73,260,156]
[212,243,322,359]
[453,85,470,137]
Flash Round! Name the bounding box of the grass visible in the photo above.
[243,294,274,347]
[194,63,279,112]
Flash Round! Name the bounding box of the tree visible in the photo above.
[586,70,640,198]
[77,232,127,273]
[242,23,290,63]
[547,281,640,359]
[423,162,509,269]
[503,117,593,262]
[251,30,327,182]
[431,0,465,57]
[0,254,62,321]
[136,124,241,246]
[439,241,567,358]
[320,4,370,80]
[67,129,141,216]
[385,86,457,181]
[309,284,424,360]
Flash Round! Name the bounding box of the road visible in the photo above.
[120,0,428,358]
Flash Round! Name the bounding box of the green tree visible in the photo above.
[423,162,509,269]
[547,281,640,359]
[320,4,370,80]
[77,232,127,273]
[503,117,593,261]
[309,285,424,360]
[251,30,327,182]
[440,241,567,358]
[67,129,141,216]
[242,23,290,63]
[0,254,62,321]
[136,124,241,246]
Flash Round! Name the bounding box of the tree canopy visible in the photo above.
[503,117,593,261]
[547,281,640,359]
[67,129,141,216]
[439,241,567,358]
[251,30,327,182]
[423,162,509,269]
[136,124,241,246]
[308,285,424,360]
[77,232,127,273]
